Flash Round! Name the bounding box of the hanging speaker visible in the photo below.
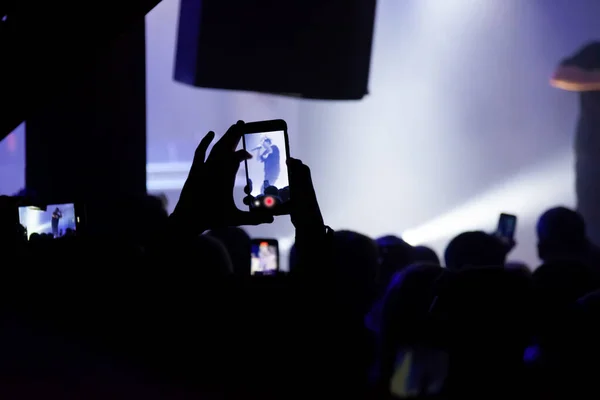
[174,0,377,100]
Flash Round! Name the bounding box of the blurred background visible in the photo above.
[2,0,599,267]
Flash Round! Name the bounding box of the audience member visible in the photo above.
[375,235,413,294]
[412,245,440,265]
[537,207,586,257]
[537,206,600,268]
[444,231,509,270]
[334,230,379,314]
[206,227,251,275]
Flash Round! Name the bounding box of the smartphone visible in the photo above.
[242,119,291,215]
[18,202,80,240]
[250,238,279,276]
[496,213,517,241]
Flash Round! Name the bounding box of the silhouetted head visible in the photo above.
[375,263,444,338]
[375,235,414,290]
[333,230,379,314]
[413,245,440,265]
[198,235,233,275]
[444,231,507,271]
[114,195,169,247]
[262,138,272,149]
[172,235,233,276]
[54,207,60,212]
[537,207,588,262]
[206,227,251,275]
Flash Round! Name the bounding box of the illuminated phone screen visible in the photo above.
[497,214,517,240]
[243,130,290,211]
[18,203,77,240]
[251,240,279,275]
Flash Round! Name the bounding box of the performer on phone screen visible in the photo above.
[551,41,600,244]
[258,244,277,273]
[257,138,280,194]
[51,207,62,238]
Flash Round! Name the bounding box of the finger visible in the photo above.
[286,157,303,169]
[233,149,252,163]
[243,195,254,206]
[287,157,308,180]
[192,131,215,168]
[236,210,274,226]
[219,120,245,151]
[243,185,251,195]
[288,159,312,197]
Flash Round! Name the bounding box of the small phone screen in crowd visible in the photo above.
[250,239,279,275]
[18,203,78,240]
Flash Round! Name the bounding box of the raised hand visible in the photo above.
[242,157,325,231]
[171,121,274,235]
[286,158,325,232]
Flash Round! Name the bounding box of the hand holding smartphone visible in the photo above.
[241,119,291,216]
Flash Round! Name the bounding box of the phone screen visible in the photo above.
[497,213,517,241]
[243,129,290,211]
[251,239,279,275]
[18,203,78,240]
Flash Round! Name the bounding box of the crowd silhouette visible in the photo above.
[2,121,600,399]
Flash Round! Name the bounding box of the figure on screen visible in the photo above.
[257,138,280,194]
[51,207,62,238]
[258,242,277,273]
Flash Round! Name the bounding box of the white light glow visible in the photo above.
[402,151,574,246]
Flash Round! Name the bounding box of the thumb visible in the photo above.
[287,158,314,197]
[287,157,311,182]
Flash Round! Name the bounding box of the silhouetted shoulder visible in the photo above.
[561,41,600,70]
